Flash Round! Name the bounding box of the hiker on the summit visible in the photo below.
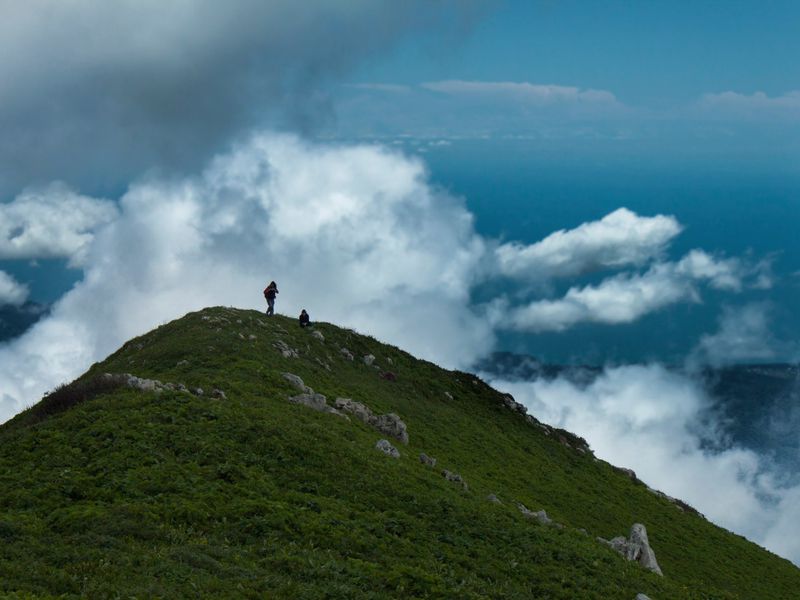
[264,281,278,316]
[299,309,310,328]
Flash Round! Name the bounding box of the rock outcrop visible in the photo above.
[273,340,299,358]
[419,453,437,467]
[517,503,552,525]
[282,372,311,394]
[288,392,347,418]
[375,439,400,458]
[442,470,468,491]
[334,398,408,444]
[600,523,663,576]
[101,373,214,397]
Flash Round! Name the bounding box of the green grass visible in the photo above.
[1,306,798,598]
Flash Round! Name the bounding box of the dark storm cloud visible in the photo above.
[0,0,483,195]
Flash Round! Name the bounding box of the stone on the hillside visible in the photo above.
[211,389,227,400]
[334,398,372,422]
[375,439,400,458]
[282,372,312,394]
[635,595,652,600]
[311,330,325,342]
[501,393,527,414]
[616,466,637,480]
[248,334,257,340]
[442,470,468,490]
[339,347,354,361]
[334,398,409,444]
[176,359,189,367]
[371,413,408,444]
[444,391,453,400]
[273,340,299,358]
[363,354,375,366]
[419,453,437,467]
[487,494,501,504]
[102,372,213,397]
[601,523,663,576]
[118,374,161,392]
[386,357,393,365]
[517,503,552,525]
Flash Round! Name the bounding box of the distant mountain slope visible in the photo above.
[478,351,800,472]
[1,307,798,598]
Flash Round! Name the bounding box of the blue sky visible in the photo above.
[358,0,800,102]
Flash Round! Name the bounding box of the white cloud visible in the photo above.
[0,183,118,266]
[690,304,785,367]
[495,207,682,280]
[422,80,619,106]
[698,90,800,119]
[0,271,28,306]
[497,247,759,333]
[487,365,800,565]
[674,249,743,291]
[497,263,696,332]
[0,134,493,422]
[349,83,412,94]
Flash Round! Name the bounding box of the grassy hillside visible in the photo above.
[1,307,798,599]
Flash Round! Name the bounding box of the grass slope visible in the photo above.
[1,307,798,599]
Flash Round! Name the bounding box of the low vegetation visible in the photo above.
[1,307,798,598]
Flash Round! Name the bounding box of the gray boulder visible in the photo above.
[419,453,437,467]
[282,372,312,394]
[371,413,409,445]
[334,398,409,444]
[339,347,354,361]
[601,523,663,576]
[375,439,400,458]
[517,503,552,525]
[487,494,501,504]
[311,330,325,342]
[211,389,227,400]
[288,393,347,419]
[442,470,468,491]
[273,340,299,358]
[635,595,652,600]
[363,354,375,366]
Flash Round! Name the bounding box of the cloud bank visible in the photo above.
[487,365,800,565]
[0,184,118,266]
[495,207,681,279]
[0,0,478,194]
[690,303,791,367]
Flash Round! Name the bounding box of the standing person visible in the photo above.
[263,281,278,316]
[299,309,310,327]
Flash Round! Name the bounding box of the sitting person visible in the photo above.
[299,309,311,327]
